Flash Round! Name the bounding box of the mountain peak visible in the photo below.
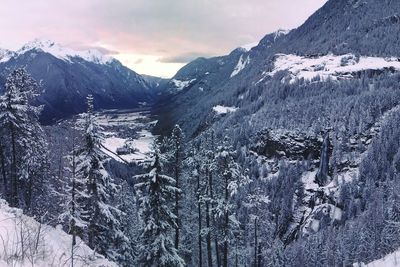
[20,38,57,51]
[273,29,291,41]
[0,48,15,63]
[16,38,114,65]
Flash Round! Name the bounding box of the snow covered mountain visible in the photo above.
[0,39,159,124]
[151,1,400,265]
[155,0,400,137]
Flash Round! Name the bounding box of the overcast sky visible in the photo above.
[0,0,327,78]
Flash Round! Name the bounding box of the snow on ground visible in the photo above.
[0,199,116,267]
[273,29,291,41]
[0,49,14,63]
[20,39,112,64]
[261,53,400,84]
[356,250,400,266]
[98,109,156,164]
[241,42,259,51]
[15,39,113,65]
[301,170,319,190]
[231,55,250,77]
[170,78,197,91]
[212,105,238,114]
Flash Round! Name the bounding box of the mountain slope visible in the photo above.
[154,45,265,135]
[155,0,400,137]
[0,40,157,124]
[151,1,400,265]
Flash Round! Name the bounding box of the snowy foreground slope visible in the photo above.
[0,200,116,267]
[355,250,400,267]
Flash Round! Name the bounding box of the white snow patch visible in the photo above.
[170,78,196,91]
[241,42,259,51]
[332,206,343,221]
[310,219,320,232]
[0,49,15,63]
[301,170,319,190]
[16,39,114,65]
[0,199,116,267]
[231,55,250,77]
[273,29,291,41]
[264,53,400,84]
[356,249,400,266]
[212,105,238,114]
[337,168,359,184]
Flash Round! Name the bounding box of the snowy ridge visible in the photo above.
[0,199,116,267]
[273,29,291,41]
[241,42,259,51]
[212,105,238,114]
[0,48,15,63]
[231,54,250,77]
[170,78,197,91]
[261,53,400,84]
[9,39,114,65]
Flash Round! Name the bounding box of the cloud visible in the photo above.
[0,0,327,77]
[72,45,120,55]
[158,52,214,63]
[133,58,143,64]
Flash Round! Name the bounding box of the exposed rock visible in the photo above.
[315,133,331,186]
[250,129,324,161]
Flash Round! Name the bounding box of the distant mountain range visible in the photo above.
[154,0,400,137]
[0,39,159,124]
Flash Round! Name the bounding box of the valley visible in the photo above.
[1,0,400,266]
[95,108,157,164]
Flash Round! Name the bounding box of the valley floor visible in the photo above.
[95,108,157,164]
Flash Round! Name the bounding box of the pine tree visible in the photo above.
[135,144,185,267]
[214,137,243,267]
[0,68,48,212]
[76,95,129,262]
[59,131,87,267]
[163,124,185,250]
[187,142,208,267]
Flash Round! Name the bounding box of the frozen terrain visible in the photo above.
[261,53,400,84]
[231,55,250,77]
[212,105,238,114]
[356,250,400,266]
[170,78,197,91]
[16,39,114,65]
[0,199,116,267]
[96,109,157,164]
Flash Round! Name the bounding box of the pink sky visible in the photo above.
[0,0,327,77]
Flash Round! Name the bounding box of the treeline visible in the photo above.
[2,68,400,267]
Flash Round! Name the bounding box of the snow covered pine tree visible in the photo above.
[134,143,185,267]
[74,95,131,263]
[0,68,48,213]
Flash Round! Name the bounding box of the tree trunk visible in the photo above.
[10,123,18,207]
[174,145,180,250]
[197,170,203,267]
[206,192,213,267]
[0,142,8,198]
[222,175,229,267]
[254,218,258,267]
[209,171,221,267]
